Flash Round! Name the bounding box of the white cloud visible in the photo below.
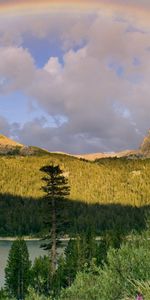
[44,57,61,74]
[0,10,150,152]
[0,13,94,48]
[0,47,36,93]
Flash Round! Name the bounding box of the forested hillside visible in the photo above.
[0,154,150,236]
[0,154,150,205]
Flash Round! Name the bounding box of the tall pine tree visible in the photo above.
[5,238,31,300]
[40,164,70,276]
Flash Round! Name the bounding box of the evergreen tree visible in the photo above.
[64,238,80,286]
[30,255,49,295]
[5,238,31,300]
[54,232,98,294]
[40,164,70,277]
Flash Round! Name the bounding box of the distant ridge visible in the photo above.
[0,130,150,159]
[75,130,150,160]
[75,150,138,161]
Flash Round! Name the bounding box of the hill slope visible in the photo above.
[0,134,23,154]
[0,131,149,207]
[0,135,52,156]
[0,154,149,206]
[0,140,150,236]
[0,134,23,147]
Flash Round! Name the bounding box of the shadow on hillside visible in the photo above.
[0,193,149,237]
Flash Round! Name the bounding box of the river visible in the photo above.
[0,239,66,288]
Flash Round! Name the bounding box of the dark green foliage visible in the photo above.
[0,289,11,300]
[0,193,150,237]
[56,230,122,293]
[5,238,31,300]
[40,165,70,199]
[63,238,83,285]
[51,232,101,297]
[30,256,49,295]
[0,194,46,236]
[40,164,70,276]
[59,233,150,300]
[96,238,108,265]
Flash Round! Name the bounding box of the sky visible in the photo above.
[0,0,150,154]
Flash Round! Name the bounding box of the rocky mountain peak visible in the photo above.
[140,129,150,156]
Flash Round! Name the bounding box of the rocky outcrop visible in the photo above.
[140,130,150,157]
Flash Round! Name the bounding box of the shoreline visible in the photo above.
[0,237,41,241]
[0,237,70,242]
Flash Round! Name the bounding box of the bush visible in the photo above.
[25,288,52,300]
[59,235,150,300]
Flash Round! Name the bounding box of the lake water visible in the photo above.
[0,240,66,288]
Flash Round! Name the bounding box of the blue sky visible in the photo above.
[0,33,67,128]
[22,34,64,68]
[0,90,68,130]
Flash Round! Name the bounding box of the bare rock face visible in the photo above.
[140,130,150,157]
[0,135,23,154]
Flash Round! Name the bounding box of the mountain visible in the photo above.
[75,150,138,161]
[0,135,50,156]
[0,134,23,147]
[0,134,23,154]
[0,130,150,159]
[140,130,150,157]
[76,130,150,160]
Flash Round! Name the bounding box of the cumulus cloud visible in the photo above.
[0,13,93,48]
[0,47,36,93]
[0,7,150,153]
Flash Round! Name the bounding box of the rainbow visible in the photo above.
[0,0,150,27]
